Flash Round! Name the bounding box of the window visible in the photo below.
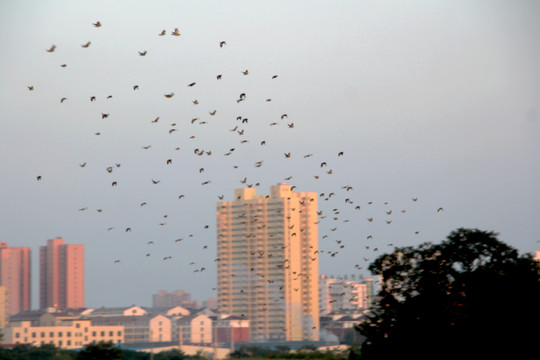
[58,332,63,337]
[67,332,71,337]
[75,323,80,328]
[15,333,20,338]
[109,331,113,336]
[32,332,36,338]
[50,332,54,337]
[101,331,105,336]
[92,331,96,336]
[117,331,122,336]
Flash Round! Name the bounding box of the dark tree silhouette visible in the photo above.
[76,341,123,360]
[355,228,539,360]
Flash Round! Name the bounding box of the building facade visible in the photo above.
[0,242,31,315]
[40,238,84,310]
[217,183,319,341]
[2,319,123,349]
[319,274,372,315]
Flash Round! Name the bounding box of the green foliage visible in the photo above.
[356,228,540,359]
[76,341,123,360]
[153,349,189,360]
[0,344,75,360]
[228,345,348,360]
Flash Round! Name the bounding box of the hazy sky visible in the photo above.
[1,0,539,309]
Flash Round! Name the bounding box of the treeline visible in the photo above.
[229,345,349,359]
[0,343,351,360]
[0,342,206,360]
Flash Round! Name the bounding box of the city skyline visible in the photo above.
[1,1,539,308]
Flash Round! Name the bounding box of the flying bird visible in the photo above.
[220,41,226,47]
[46,44,56,52]
[164,93,174,98]
[158,30,166,36]
[171,28,181,36]
[138,50,147,56]
[81,41,91,48]
[27,86,34,91]
[93,21,102,27]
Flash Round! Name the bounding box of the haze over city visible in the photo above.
[1,0,539,309]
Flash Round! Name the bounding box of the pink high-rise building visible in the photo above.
[0,242,31,315]
[40,238,84,309]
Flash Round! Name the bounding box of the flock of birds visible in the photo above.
[27,20,446,308]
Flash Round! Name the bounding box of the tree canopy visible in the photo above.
[354,228,539,360]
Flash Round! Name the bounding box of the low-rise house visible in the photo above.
[178,313,213,345]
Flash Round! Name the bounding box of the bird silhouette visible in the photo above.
[46,44,56,52]
[171,28,181,36]
[220,41,226,47]
[138,50,147,56]
[158,30,166,36]
[81,41,91,48]
[93,21,102,27]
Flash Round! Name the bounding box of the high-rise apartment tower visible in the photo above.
[0,243,31,315]
[40,238,84,309]
[217,183,319,341]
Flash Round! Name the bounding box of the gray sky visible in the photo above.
[1,0,539,309]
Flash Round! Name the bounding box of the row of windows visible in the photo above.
[16,330,122,338]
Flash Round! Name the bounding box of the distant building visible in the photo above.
[152,290,198,308]
[217,183,319,341]
[0,242,31,315]
[0,286,8,328]
[203,297,217,310]
[178,313,213,345]
[319,274,373,314]
[40,238,84,310]
[2,308,122,348]
[212,315,250,345]
[319,314,366,344]
[85,306,172,343]
[2,318,123,349]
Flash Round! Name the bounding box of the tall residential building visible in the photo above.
[0,286,8,328]
[217,183,319,342]
[0,242,31,315]
[40,238,84,309]
[319,274,371,315]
